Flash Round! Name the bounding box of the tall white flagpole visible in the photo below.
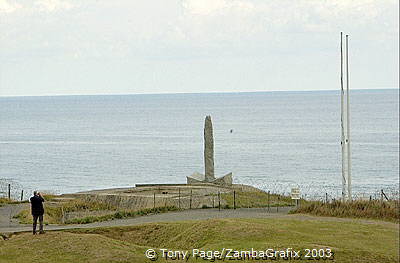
[345,34,352,200]
[340,32,347,201]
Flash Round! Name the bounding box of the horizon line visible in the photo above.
[0,87,398,98]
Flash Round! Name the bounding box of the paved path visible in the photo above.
[0,206,292,233]
[0,203,28,230]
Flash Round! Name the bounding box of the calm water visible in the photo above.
[0,90,398,199]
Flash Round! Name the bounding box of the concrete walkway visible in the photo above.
[0,203,28,230]
[0,206,292,233]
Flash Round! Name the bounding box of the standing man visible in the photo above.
[30,191,45,235]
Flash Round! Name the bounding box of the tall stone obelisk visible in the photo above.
[204,115,215,182]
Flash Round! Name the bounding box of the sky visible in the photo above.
[0,0,398,96]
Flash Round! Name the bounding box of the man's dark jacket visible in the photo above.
[30,195,45,216]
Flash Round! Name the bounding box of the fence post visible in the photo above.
[325,193,328,204]
[381,189,389,201]
[276,196,279,213]
[61,206,65,224]
[20,190,24,201]
[218,191,221,211]
[267,191,270,212]
[178,188,181,209]
[153,191,156,211]
[8,184,11,199]
[233,191,236,210]
[189,190,192,209]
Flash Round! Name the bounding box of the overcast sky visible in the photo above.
[0,0,398,96]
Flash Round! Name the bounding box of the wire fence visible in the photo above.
[2,178,399,207]
[303,188,400,203]
[132,187,400,213]
[143,188,294,211]
[238,179,400,202]
[0,179,34,201]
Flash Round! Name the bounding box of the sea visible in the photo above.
[0,89,398,200]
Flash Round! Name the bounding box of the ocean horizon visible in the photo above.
[1,89,398,199]
[1,88,396,98]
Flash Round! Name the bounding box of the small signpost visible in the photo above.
[291,187,300,207]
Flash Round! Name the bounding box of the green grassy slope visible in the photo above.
[1,217,398,263]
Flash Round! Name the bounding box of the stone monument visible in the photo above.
[204,115,215,182]
[187,116,233,186]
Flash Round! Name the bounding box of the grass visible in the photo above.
[291,200,400,222]
[14,199,117,225]
[0,217,398,263]
[14,190,294,225]
[42,194,61,202]
[65,206,179,224]
[14,201,179,225]
[0,198,27,207]
[220,190,294,208]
